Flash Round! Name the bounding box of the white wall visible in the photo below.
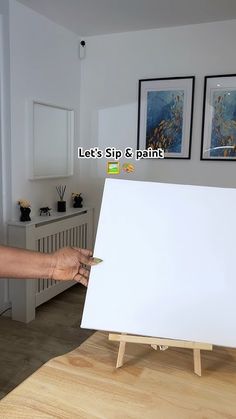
[80,19,236,225]
[1,0,83,312]
[9,0,82,219]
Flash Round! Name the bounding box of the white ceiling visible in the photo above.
[16,0,236,36]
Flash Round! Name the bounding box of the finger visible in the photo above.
[71,247,102,266]
[71,247,93,258]
[74,273,88,287]
[79,248,93,257]
[90,257,103,265]
[79,254,103,266]
[71,248,93,265]
[70,250,92,265]
[78,253,94,266]
[78,267,90,280]
[78,250,103,266]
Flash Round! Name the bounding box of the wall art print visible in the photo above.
[201,74,236,161]
[137,77,195,159]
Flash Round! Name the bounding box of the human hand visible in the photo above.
[51,247,102,286]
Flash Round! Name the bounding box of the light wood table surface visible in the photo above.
[0,331,236,418]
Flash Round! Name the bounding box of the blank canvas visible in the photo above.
[81,179,236,347]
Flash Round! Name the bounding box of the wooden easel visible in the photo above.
[109,333,213,376]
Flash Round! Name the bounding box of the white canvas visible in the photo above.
[81,179,236,347]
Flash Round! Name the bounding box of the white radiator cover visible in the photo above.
[7,208,93,322]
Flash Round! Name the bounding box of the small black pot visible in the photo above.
[20,206,31,222]
[57,201,66,212]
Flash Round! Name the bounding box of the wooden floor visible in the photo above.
[0,284,93,399]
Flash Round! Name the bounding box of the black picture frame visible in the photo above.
[137,76,195,159]
[201,74,236,161]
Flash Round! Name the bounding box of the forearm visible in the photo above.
[0,246,54,279]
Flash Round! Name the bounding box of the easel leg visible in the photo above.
[116,341,126,368]
[193,349,201,376]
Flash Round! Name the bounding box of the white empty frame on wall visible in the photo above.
[82,179,236,348]
[28,101,74,179]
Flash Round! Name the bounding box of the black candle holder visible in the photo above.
[56,184,67,212]
[57,200,66,212]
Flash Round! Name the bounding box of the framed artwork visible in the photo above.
[201,74,236,160]
[137,76,195,159]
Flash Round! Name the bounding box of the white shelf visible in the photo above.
[8,207,90,227]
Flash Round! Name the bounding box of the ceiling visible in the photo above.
[16,0,236,36]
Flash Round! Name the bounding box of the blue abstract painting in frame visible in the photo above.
[201,74,236,160]
[137,77,195,159]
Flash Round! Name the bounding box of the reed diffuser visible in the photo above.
[56,185,66,212]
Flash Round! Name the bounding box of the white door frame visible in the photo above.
[0,12,12,313]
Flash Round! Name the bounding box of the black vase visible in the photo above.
[57,200,66,212]
[73,196,83,208]
[20,207,31,222]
